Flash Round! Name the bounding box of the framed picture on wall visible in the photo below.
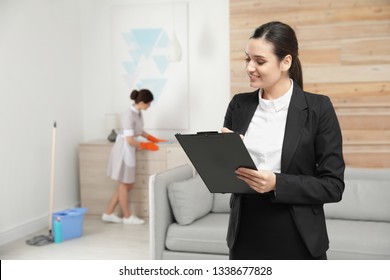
[111,2,189,130]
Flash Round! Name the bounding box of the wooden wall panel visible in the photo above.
[341,38,390,65]
[230,0,390,168]
[305,82,390,107]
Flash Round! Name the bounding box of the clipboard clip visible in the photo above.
[196,131,218,135]
[196,131,218,137]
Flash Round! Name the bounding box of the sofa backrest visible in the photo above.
[212,193,231,213]
[166,167,390,223]
[325,167,390,222]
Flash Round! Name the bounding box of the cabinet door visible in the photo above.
[129,188,148,203]
[136,160,166,174]
[134,174,149,189]
[166,146,191,169]
[79,145,116,215]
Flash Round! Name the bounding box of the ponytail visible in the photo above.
[130,90,139,101]
[290,56,303,90]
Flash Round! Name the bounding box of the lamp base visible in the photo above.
[107,129,117,142]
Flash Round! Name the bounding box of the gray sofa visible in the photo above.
[149,164,390,260]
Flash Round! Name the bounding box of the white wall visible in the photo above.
[81,0,230,140]
[0,0,230,246]
[0,0,83,245]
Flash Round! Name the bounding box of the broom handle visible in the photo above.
[49,122,57,232]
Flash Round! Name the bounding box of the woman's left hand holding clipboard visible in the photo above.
[221,127,276,194]
[235,168,276,194]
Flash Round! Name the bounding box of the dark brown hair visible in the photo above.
[251,21,303,89]
[130,89,154,104]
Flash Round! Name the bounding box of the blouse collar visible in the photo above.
[258,80,293,112]
[130,104,140,114]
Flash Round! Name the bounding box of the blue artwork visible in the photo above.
[121,28,171,101]
[111,2,188,130]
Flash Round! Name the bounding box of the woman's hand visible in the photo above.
[235,167,276,193]
[221,127,233,133]
[146,134,168,143]
[221,127,244,140]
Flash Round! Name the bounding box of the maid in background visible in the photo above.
[103,89,167,225]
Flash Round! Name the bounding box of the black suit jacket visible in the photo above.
[224,84,345,258]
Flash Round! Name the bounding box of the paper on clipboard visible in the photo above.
[175,132,257,193]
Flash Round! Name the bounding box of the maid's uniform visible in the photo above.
[107,105,143,184]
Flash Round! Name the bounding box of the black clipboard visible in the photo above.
[175,132,257,194]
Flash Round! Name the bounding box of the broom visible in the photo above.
[26,121,56,246]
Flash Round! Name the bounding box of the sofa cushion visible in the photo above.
[326,219,390,259]
[165,213,229,255]
[212,193,230,213]
[325,178,390,222]
[168,175,213,225]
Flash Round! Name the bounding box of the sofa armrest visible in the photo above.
[149,164,194,259]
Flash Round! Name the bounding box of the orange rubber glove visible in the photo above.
[139,141,159,151]
[147,134,168,143]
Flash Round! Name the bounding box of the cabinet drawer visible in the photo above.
[137,149,166,160]
[166,146,191,169]
[129,188,148,202]
[134,175,150,189]
[136,160,166,174]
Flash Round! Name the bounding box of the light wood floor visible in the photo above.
[0,215,150,260]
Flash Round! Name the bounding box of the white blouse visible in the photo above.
[243,81,293,173]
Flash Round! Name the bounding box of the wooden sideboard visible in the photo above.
[79,140,190,218]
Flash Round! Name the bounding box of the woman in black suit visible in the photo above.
[222,21,345,260]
